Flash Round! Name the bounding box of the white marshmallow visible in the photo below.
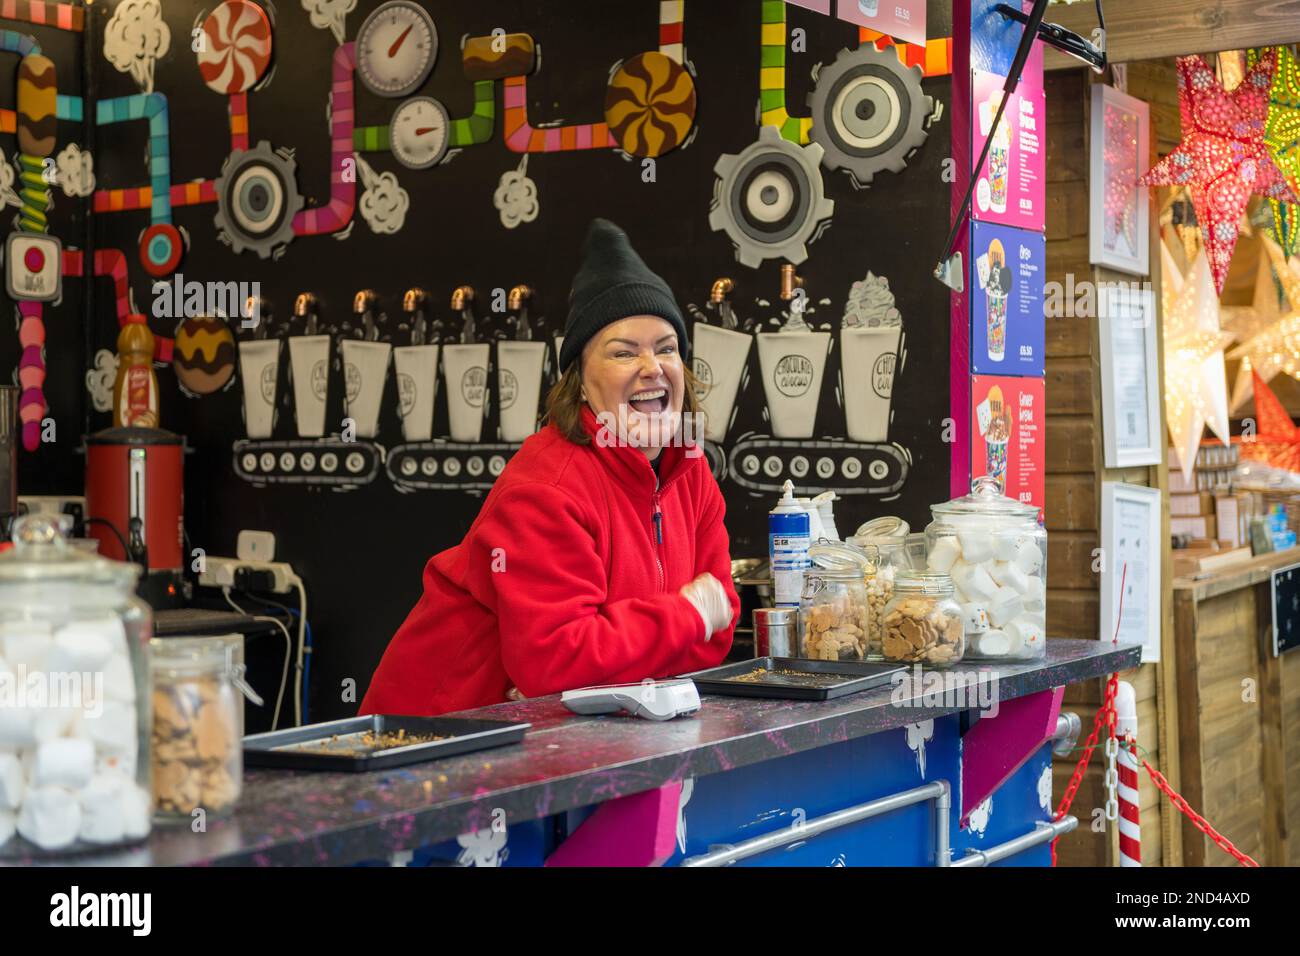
[1007,616,1045,652]
[46,621,117,673]
[927,536,961,573]
[17,785,81,850]
[81,702,136,756]
[34,739,94,790]
[1012,540,1043,575]
[33,707,79,743]
[973,629,1012,657]
[120,782,151,839]
[100,653,137,702]
[0,753,23,810]
[993,534,1020,562]
[0,706,36,748]
[952,561,998,603]
[0,807,14,847]
[958,531,996,564]
[988,588,1025,628]
[78,774,126,845]
[97,747,137,781]
[988,560,1031,595]
[1023,576,1046,612]
[960,603,990,634]
[1,628,50,672]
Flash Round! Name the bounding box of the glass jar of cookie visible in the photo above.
[798,568,868,662]
[881,571,965,667]
[150,638,243,820]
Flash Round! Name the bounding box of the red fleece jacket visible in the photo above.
[360,408,739,716]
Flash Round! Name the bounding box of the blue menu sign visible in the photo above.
[1271,562,1300,656]
[969,220,1045,376]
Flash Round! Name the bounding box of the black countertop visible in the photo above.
[10,638,1139,866]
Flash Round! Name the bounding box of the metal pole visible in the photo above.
[949,816,1078,867]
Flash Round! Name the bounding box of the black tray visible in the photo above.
[243,715,531,772]
[682,658,907,701]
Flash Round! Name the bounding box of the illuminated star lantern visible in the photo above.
[1141,50,1300,294]
[1163,245,1236,481]
[1261,46,1300,197]
[1238,370,1300,474]
[1226,235,1300,409]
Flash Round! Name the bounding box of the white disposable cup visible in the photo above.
[756,331,830,439]
[238,339,281,439]
[497,341,547,442]
[340,340,392,440]
[393,344,440,442]
[841,326,901,443]
[443,343,490,442]
[692,323,752,443]
[287,335,330,438]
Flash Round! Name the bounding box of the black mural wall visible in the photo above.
[10,0,955,720]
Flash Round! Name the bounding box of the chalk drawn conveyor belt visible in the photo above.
[233,439,385,489]
[386,441,523,492]
[727,437,910,496]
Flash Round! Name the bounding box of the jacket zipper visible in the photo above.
[652,491,665,593]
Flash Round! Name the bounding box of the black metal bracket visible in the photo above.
[993,2,1108,73]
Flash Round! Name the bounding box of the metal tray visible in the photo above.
[243,715,531,772]
[682,657,907,701]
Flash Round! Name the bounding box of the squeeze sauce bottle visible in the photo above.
[769,479,811,608]
[113,319,159,428]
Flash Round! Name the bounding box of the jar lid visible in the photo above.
[854,516,910,539]
[894,570,954,595]
[809,542,871,571]
[931,476,1039,518]
[0,513,140,588]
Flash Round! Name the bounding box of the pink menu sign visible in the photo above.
[971,68,1045,232]
[836,0,927,48]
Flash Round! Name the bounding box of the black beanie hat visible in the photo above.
[558,218,689,372]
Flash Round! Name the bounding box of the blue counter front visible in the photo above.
[10,639,1139,867]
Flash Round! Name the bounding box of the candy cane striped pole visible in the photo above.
[1114,680,1140,867]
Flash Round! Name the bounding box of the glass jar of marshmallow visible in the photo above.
[924,477,1047,661]
[0,514,152,857]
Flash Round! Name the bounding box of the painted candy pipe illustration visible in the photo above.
[758,0,812,144]
[292,42,357,237]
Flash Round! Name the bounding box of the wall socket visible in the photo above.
[198,556,294,594]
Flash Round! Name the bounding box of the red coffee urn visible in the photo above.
[85,426,186,608]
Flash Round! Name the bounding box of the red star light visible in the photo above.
[1141,49,1300,294]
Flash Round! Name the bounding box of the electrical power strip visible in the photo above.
[197,556,295,594]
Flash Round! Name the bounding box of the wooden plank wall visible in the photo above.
[1044,65,1178,866]
[1046,0,1300,68]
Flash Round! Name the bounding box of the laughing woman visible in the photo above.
[361,219,739,716]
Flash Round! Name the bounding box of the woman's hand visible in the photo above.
[679,572,733,642]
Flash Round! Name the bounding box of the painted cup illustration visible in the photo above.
[393,344,440,442]
[238,339,281,439]
[497,341,547,442]
[858,0,879,16]
[287,335,331,437]
[443,343,490,442]
[756,331,830,439]
[983,238,1013,363]
[981,385,1011,492]
[692,323,752,443]
[979,95,1011,215]
[340,340,392,440]
[841,326,901,442]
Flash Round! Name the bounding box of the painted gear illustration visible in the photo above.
[808,45,934,188]
[708,124,834,269]
[213,141,303,259]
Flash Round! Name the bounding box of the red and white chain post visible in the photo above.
[1114,680,1141,867]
